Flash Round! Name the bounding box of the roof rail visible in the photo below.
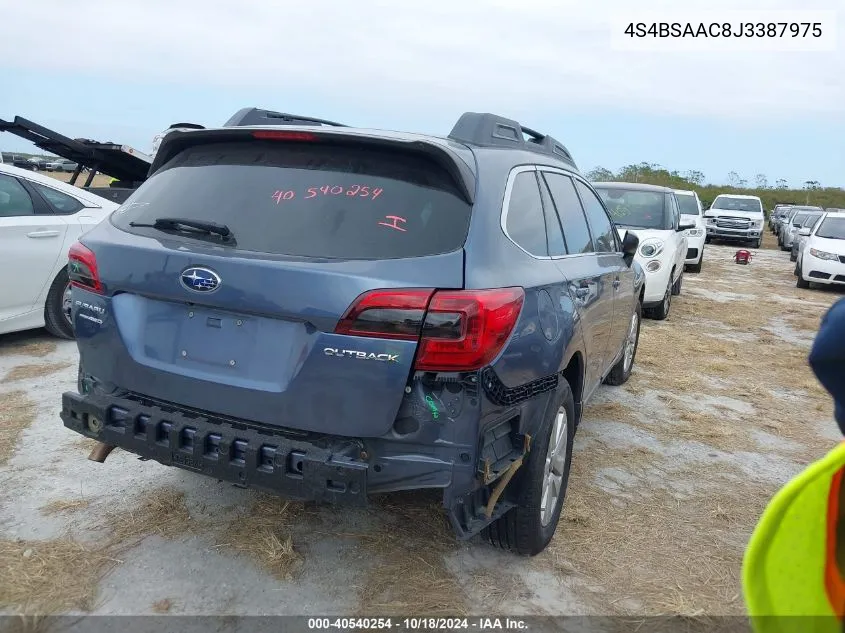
[224,108,347,128]
[447,112,576,167]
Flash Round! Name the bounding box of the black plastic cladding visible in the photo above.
[447,112,577,168]
[481,367,560,407]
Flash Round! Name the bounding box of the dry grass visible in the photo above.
[0,338,57,359]
[354,493,468,616]
[0,390,38,466]
[219,495,305,581]
[0,487,195,617]
[550,449,773,616]
[2,361,73,384]
[45,172,113,188]
[151,598,172,613]
[0,538,117,616]
[104,488,194,545]
[41,499,91,516]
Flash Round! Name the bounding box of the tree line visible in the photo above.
[585,163,845,211]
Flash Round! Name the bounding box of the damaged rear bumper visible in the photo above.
[61,391,369,505]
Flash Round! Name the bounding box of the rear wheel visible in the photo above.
[604,301,641,386]
[44,270,74,339]
[483,379,575,556]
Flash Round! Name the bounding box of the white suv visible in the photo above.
[594,182,692,320]
[704,194,765,248]
[796,211,845,289]
[674,189,706,272]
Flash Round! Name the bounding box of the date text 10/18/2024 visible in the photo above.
[307,618,529,630]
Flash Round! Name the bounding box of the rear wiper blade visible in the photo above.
[129,217,232,238]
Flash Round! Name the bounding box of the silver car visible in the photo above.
[779,206,822,249]
[790,212,824,261]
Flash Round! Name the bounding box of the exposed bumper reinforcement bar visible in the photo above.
[61,391,368,505]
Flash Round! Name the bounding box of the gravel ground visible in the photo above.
[0,242,841,621]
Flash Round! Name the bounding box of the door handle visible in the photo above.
[27,230,60,238]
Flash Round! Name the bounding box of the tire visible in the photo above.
[671,269,682,295]
[645,281,671,320]
[604,301,642,386]
[796,264,810,289]
[704,236,712,244]
[687,258,702,273]
[790,252,797,262]
[44,270,75,339]
[751,239,761,249]
[483,378,575,556]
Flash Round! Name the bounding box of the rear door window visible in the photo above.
[574,180,618,252]
[111,141,473,260]
[504,170,549,257]
[542,172,594,254]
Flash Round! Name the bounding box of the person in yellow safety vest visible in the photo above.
[743,296,845,633]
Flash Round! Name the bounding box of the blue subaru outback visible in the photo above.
[61,109,644,555]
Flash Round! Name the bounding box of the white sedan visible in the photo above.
[796,211,845,290]
[0,164,118,338]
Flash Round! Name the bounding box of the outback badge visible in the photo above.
[180,267,221,293]
[324,348,399,363]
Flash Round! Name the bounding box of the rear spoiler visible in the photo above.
[150,127,477,205]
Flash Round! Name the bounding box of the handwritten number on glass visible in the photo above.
[304,185,383,200]
[272,190,295,204]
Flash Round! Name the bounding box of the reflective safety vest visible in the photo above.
[743,441,845,632]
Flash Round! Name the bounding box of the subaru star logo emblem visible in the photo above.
[180,267,221,293]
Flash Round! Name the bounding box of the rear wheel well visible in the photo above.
[561,353,583,427]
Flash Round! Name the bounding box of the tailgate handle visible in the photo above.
[27,230,60,238]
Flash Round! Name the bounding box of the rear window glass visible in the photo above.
[111,141,472,259]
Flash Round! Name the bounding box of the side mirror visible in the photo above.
[677,222,696,232]
[799,228,811,236]
[621,231,639,267]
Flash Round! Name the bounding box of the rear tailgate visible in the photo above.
[73,132,475,438]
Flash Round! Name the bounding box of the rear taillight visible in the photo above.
[252,130,318,141]
[68,242,102,294]
[335,287,524,372]
[335,289,435,340]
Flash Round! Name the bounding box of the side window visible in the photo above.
[574,180,618,253]
[538,177,567,256]
[31,182,84,214]
[542,172,594,254]
[505,171,548,256]
[667,194,680,228]
[0,174,35,217]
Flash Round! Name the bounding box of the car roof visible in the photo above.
[0,163,117,208]
[713,193,762,200]
[673,189,698,196]
[591,181,674,193]
[821,211,845,219]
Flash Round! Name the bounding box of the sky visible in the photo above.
[0,0,843,188]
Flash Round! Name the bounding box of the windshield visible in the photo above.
[816,217,845,240]
[111,140,473,259]
[675,194,700,216]
[711,196,762,213]
[595,188,670,229]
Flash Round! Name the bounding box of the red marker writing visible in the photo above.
[378,215,407,232]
